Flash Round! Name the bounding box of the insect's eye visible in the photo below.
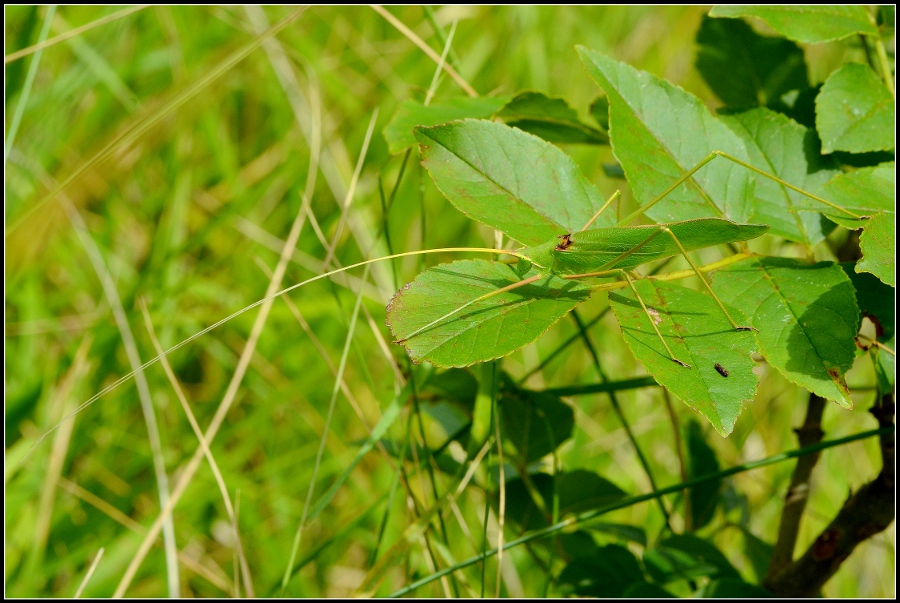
[555,234,574,251]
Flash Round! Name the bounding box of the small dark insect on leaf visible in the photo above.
[714,363,729,377]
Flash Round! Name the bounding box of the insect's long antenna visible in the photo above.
[616,151,865,227]
[26,247,521,457]
[580,190,621,231]
[394,274,542,344]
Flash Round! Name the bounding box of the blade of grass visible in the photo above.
[4,5,55,162]
[5,5,148,64]
[47,180,180,595]
[370,5,478,97]
[139,300,254,597]
[73,548,104,598]
[112,118,316,596]
[6,8,306,236]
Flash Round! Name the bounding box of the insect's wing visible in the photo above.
[554,218,768,274]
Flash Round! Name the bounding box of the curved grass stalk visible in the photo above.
[25,247,520,458]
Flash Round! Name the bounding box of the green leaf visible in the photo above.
[558,531,599,559]
[697,578,774,598]
[588,522,647,547]
[857,212,896,288]
[708,6,878,43]
[387,259,591,367]
[720,108,838,246]
[558,544,644,597]
[661,534,741,581]
[841,265,895,344]
[424,368,478,407]
[736,526,774,582]
[714,257,860,408]
[503,470,628,531]
[696,15,807,107]
[589,95,610,130]
[685,421,721,529]
[817,164,895,286]
[495,90,609,145]
[500,377,574,463]
[643,546,719,584]
[577,47,755,224]
[416,119,614,245]
[383,96,509,154]
[622,582,676,598]
[609,280,758,436]
[816,63,895,154]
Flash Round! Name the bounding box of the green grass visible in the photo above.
[5,6,893,597]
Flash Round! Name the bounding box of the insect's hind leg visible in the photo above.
[659,226,757,332]
[615,269,692,369]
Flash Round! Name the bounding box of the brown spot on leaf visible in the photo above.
[827,367,852,398]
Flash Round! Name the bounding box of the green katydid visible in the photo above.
[386,150,866,368]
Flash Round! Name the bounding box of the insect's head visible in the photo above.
[515,238,559,274]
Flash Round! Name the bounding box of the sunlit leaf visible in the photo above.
[720,107,838,246]
[609,280,758,436]
[387,259,591,367]
[816,63,895,154]
[714,257,859,408]
[416,119,614,245]
[578,47,755,223]
[817,164,895,286]
[709,6,878,43]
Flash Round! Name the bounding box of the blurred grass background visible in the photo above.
[5,6,892,597]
